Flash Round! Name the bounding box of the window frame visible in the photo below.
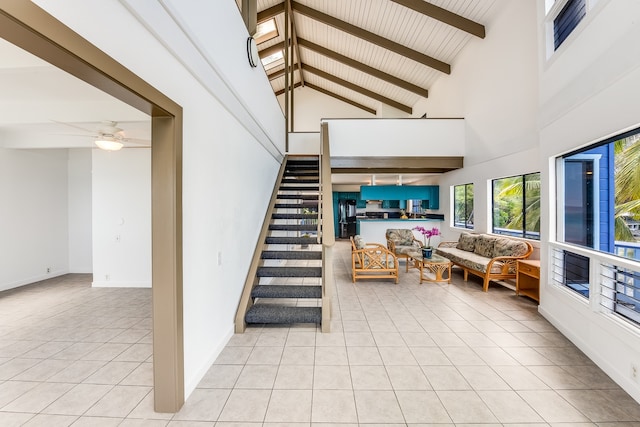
[544,0,598,59]
[453,183,474,230]
[491,172,541,240]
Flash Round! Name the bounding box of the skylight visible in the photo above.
[254,19,278,44]
[261,50,284,70]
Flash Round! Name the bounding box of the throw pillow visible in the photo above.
[474,234,498,258]
[456,233,477,252]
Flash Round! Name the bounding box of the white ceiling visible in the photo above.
[260,0,498,114]
[0,9,449,184]
[0,38,150,150]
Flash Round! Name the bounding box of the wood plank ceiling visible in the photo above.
[252,0,497,115]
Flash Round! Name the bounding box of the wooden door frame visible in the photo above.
[0,1,184,412]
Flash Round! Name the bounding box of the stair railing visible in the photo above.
[319,121,335,333]
[234,156,290,333]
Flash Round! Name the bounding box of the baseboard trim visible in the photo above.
[0,270,69,292]
[92,281,151,288]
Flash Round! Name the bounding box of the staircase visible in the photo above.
[242,156,325,327]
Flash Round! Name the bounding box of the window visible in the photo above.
[553,0,586,50]
[492,173,540,239]
[555,127,640,323]
[254,19,278,45]
[261,50,284,70]
[453,183,473,229]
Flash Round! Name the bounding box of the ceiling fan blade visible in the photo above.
[52,120,96,134]
[51,133,99,138]
[122,137,151,145]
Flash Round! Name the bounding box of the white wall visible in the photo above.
[327,118,465,158]
[289,132,320,154]
[32,0,285,398]
[67,148,92,273]
[398,1,539,243]
[278,85,376,132]
[91,149,151,287]
[413,1,539,168]
[537,0,640,403]
[0,148,69,290]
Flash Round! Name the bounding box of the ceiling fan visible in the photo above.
[54,120,150,151]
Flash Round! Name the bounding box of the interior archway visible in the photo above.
[0,1,184,412]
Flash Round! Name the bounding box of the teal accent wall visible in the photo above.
[333,191,364,237]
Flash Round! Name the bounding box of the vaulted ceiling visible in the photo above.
[251,0,497,115]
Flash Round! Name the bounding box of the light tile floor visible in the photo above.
[1,241,640,426]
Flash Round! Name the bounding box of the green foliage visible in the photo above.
[493,173,540,235]
[614,136,640,241]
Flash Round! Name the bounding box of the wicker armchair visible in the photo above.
[385,229,422,272]
[350,236,399,283]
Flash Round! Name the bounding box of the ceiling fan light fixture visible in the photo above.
[95,138,123,151]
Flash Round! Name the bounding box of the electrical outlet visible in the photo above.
[632,364,638,381]
[105,274,110,281]
[46,267,51,274]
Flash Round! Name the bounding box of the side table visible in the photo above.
[516,259,540,302]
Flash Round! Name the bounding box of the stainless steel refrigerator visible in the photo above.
[338,199,357,238]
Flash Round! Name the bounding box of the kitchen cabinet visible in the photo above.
[360,185,439,210]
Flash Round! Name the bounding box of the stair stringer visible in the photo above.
[234,156,290,333]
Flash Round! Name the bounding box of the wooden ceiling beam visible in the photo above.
[287,0,304,86]
[391,0,485,39]
[292,2,450,74]
[304,83,377,115]
[257,2,284,23]
[268,63,299,80]
[258,41,284,59]
[330,156,464,173]
[241,0,258,36]
[303,64,412,114]
[297,38,428,99]
[275,81,302,96]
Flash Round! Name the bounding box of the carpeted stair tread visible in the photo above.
[265,236,318,244]
[278,185,320,191]
[271,213,318,220]
[277,194,319,200]
[274,202,319,209]
[281,178,320,184]
[251,285,322,299]
[284,170,319,175]
[286,160,318,166]
[257,266,322,277]
[261,250,322,260]
[268,224,317,231]
[246,305,321,324]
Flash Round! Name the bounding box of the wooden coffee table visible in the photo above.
[408,252,452,284]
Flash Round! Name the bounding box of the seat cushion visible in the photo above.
[436,247,503,274]
[395,245,419,255]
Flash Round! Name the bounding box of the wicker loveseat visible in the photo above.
[350,235,399,283]
[385,229,422,272]
[436,232,533,292]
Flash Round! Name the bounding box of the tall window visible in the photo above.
[453,184,474,229]
[492,173,540,240]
